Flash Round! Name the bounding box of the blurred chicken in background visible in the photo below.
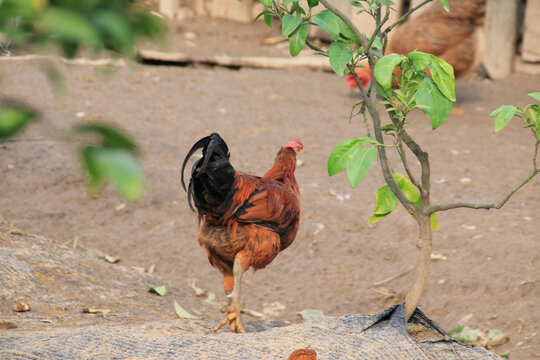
[347,0,486,91]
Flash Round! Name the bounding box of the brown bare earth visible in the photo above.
[0,18,539,359]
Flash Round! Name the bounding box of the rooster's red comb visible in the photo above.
[286,139,303,152]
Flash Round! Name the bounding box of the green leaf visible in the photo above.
[329,41,353,76]
[313,10,341,41]
[260,0,273,7]
[174,301,198,319]
[297,309,324,321]
[149,285,167,296]
[281,14,302,37]
[449,326,479,346]
[75,124,138,153]
[489,105,517,132]
[336,18,357,44]
[347,147,377,188]
[39,8,99,55]
[393,173,419,203]
[264,13,273,27]
[92,10,135,55]
[289,22,308,56]
[529,104,540,128]
[328,138,380,176]
[374,54,405,90]
[81,147,145,201]
[430,213,439,231]
[373,185,398,215]
[416,77,453,129]
[536,128,540,141]
[438,0,450,11]
[0,107,35,141]
[83,308,110,316]
[307,0,319,8]
[368,213,389,224]
[204,292,216,305]
[528,92,540,102]
[429,58,456,102]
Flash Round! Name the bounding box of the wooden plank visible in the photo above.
[159,0,180,19]
[139,49,332,72]
[522,0,540,62]
[483,0,519,79]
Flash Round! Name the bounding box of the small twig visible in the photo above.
[430,139,539,213]
[373,266,414,287]
[397,135,420,188]
[365,5,390,51]
[429,168,540,213]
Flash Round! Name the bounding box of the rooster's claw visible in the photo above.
[213,306,245,333]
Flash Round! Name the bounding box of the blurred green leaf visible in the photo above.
[75,123,138,153]
[528,92,540,102]
[149,285,167,296]
[92,10,135,55]
[374,54,404,90]
[260,0,273,7]
[0,107,35,141]
[174,301,198,319]
[204,292,216,305]
[38,8,99,55]
[438,0,450,11]
[449,325,479,346]
[288,22,307,56]
[416,77,453,129]
[81,146,145,201]
[329,41,353,76]
[0,0,46,17]
[489,105,517,132]
[307,0,319,8]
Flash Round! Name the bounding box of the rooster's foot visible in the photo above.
[213,305,245,333]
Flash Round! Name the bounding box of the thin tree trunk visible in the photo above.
[404,211,432,319]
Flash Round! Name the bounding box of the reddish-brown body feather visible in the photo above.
[197,146,300,288]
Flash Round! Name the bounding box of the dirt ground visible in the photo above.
[0,17,539,359]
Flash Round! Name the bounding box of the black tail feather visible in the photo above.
[181,133,236,216]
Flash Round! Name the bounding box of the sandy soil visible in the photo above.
[0,18,538,359]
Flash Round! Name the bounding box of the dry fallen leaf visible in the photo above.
[12,300,31,312]
[82,308,110,316]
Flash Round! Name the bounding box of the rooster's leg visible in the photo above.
[214,256,246,333]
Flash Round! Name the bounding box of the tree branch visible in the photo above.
[347,69,418,217]
[319,0,374,65]
[429,168,540,213]
[429,139,539,213]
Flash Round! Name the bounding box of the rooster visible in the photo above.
[181,133,302,333]
[347,0,485,91]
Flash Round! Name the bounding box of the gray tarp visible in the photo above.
[0,220,498,359]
